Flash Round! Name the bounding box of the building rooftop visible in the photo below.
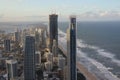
[6,59,17,64]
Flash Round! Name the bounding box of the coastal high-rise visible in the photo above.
[49,14,58,53]
[67,16,77,80]
[58,55,65,69]
[15,32,20,42]
[6,59,18,80]
[41,29,46,48]
[35,29,40,50]
[52,39,57,57]
[35,51,41,66]
[24,36,35,80]
[4,39,11,52]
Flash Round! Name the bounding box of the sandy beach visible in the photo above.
[77,62,97,80]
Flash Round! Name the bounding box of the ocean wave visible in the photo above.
[58,29,120,80]
[77,39,120,67]
[77,48,119,80]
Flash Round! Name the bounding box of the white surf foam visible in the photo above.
[58,29,120,80]
[77,38,120,67]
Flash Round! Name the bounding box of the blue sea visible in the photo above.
[58,21,120,80]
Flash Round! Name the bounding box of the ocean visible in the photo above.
[58,21,120,80]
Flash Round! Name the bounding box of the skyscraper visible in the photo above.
[49,14,58,53]
[67,16,77,80]
[35,29,40,50]
[15,32,19,42]
[4,39,11,52]
[6,59,18,80]
[52,39,57,57]
[24,36,35,80]
[58,55,65,69]
[35,51,41,66]
[41,29,46,48]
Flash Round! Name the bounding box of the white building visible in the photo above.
[58,55,65,69]
[52,39,57,57]
[35,51,41,65]
[6,59,18,80]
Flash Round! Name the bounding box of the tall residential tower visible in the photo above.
[67,16,77,80]
[4,39,11,52]
[6,59,18,80]
[49,14,58,55]
[24,36,35,80]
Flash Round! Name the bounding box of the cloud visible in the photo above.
[79,11,99,18]
[99,11,120,17]
[78,10,120,21]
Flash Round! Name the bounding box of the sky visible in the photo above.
[0,0,120,22]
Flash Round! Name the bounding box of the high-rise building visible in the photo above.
[58,55,65,69]
[46,52,53,63]
[52,39,57,57]
[35,51,41,66]
[35,28,40,43]
[15,32,19,42]
[41,29,46,48]
[35,29,40,50]
[24,36,35,80]
[14,28,21,43]
[67,16,77,80]
[49,14,58,53]
[6,59,18,80]
[4,39,11,52]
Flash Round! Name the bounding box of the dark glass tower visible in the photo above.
[4,39,11,52]
[15,32,19,42]
[24,36,35,80]
[67,16,77,80]
[49,14,58,54]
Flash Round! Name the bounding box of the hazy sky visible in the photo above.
[0,0,120,22]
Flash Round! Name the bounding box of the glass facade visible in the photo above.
[24,36,35,80]
[67,16,77,80]
[49,14,58,53]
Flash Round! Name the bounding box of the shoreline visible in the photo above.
[77,62,97,80]
[58,44,98,80]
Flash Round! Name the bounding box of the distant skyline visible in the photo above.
[0,0,120,22]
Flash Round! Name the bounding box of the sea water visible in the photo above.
[58,21,120,80]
